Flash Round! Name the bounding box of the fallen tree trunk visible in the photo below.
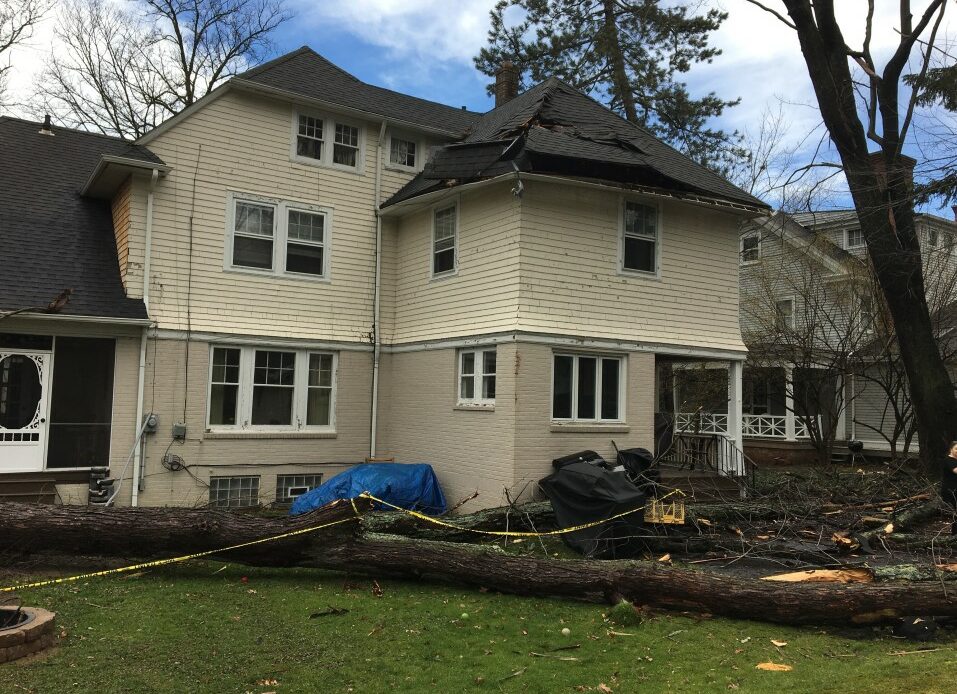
[307,533,957,625]
[4,501,957,626]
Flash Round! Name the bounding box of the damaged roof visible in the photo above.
[234,47,481,136]
[384,78,768,211]
[0,117,152,321]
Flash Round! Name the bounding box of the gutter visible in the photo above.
[131,168,160,506]
[370,121,387,458]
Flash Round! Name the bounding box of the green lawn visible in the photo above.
[3,562,956,693]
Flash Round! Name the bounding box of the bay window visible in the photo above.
[207,346,337,431]
[552,354,623,422]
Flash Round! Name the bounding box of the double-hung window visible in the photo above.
[228,194,329,279]
[552,354,623,422]
[459,348,496,405]
[293,111,362,171]
[845,228,864,249]
[775,299,795,330]
[740,235,760,263]
[207,346,337,431]
[389,136,417,169]
[622,200,658,274]
[432,205,457,276]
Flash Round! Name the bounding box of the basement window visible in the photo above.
[209,476,260,508]
[552,354,623,422]
[276,474,323,504]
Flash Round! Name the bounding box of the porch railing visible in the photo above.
[658,431,757,492]
[673,412,728,435]
[741,413,820,440]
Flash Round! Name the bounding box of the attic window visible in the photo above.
[622,201,658,274]
[389,137,417,169]
[333,123,359,167]
[845,228,864,249]
[297,115,323,160]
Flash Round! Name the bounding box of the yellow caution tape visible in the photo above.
[0,515,358,594]
[1,488,677,593]
[356,489,679,538]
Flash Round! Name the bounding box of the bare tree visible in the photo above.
[744,1,956,475]
[0,0,49,107]
[33,0,291,139]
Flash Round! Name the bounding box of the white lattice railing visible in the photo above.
[674,412,729,435]
[742,414,819,439]
[743,414,786,438]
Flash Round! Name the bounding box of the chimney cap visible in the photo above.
[38,114,54,136]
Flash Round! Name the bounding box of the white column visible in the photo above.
[784,366,796,441]
[727,360,744,475]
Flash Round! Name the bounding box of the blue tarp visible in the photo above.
[289,463,447,516]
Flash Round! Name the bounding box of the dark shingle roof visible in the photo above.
[235,47,481,135]
[384,78,767,210]
[0,117,152,320]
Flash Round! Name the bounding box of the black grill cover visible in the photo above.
[539,462,646,558]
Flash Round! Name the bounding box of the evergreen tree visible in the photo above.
[474,0,745,174]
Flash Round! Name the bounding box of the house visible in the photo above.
[733,201,957,464]
[0,47,767,508]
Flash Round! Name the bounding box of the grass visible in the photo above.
[2,561,957,693]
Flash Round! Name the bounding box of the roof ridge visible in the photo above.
[234,45,331,81]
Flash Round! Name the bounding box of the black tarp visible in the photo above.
[538,462,647,559]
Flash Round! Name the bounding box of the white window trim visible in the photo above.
[290,109,365,174]
[550,352,626,423]
[740,233,761,265]
[430,200,459,280]
[618,197,662,279]
[224,191,333,282]
[844,227,865,249]
[205,345,338,433]
[385,130,424,173]
[457,348,496,407]
[775,297,796,330]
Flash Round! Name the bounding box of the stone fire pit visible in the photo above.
[0,605,57,663]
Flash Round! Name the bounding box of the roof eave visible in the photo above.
[82,155,171,199]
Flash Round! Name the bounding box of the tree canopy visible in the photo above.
[474,0,745,174]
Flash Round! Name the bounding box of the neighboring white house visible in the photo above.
[0,47,767,508]
[734,205,957,463]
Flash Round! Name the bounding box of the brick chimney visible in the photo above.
[868,151,916,194]
[495,61,519,108]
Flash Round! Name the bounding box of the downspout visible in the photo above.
[370,121,387,458]
[131,168,159,506]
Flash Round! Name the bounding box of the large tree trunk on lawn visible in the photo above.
[4,501,957,625]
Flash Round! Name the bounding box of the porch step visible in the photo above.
[0,475,60,504]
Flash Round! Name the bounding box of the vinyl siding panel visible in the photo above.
[139,90,415,341]
[110,177,132,289]
[390,182,522,343]
[517,181,746,351]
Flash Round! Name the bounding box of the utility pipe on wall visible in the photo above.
[370,121,387,458]
[131,168,159,506]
